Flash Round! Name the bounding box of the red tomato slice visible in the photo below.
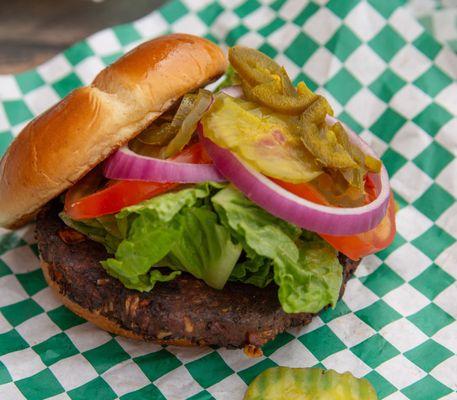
[65,142,209,220]
[275,177,396,260]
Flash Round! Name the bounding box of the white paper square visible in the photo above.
[0,103,10,131]
[102,360,149,397]
[74,57,105,85]
[389,8,423,42]
[434,285,457,319]
[359,130,389,156]
[436,160,457,199]
[376,354,426,389]
[181,0,213,11]
[269,339,318,368]
[437,203,457,238]
[346,88,386,128]
[236,31,266,49]
[0,313,12,334]
[435,83,457,116]
[50,354,98,391]
[165,346,212,364]
[116,337,162,359]
[267,23,301,51]
[304,47,342,85]
[87,29,122,56]
[155,366,202,400]
[431,355,457,391]
[384,392,410,400]
[172,14,208,37]
[32,287,63,312]
[390,122,432,160]
[434,48,457,79]
[0,383,26,400]
[322,349,371,377]
[390,162,433,203]
[217,348,263,373]
[390,84,432,119]
[342,279,378,312]
[385,243,432,281]
[435,119,457,159]
[16,314,61,346]
[345,2,385,41]
[435,243,457,280]
[0,77,22,100]
[279,0,307,21]
[383,284,430,316]
[37,55,73,84]
[207,374,247,400]
[243,6,275,30]
[328,314,376,348]
[345,45,385,85]
[355,255,382,278]
[433,322,457,354]
[390,45,431,82]
[395,205,433,241]
[24,86,60,116]
[65,322,111,352]
[303,8,341,45]
[0,275,28,307]
[210,11,240,40]
[0,348,45,381]
[380,318,428,352]
[134,12,168,38]
[1,245,41,274]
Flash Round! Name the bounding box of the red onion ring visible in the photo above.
[219,85,243,98]
[201,124,391,236]
[104,147,226,183]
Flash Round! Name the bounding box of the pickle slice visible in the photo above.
[229,46,291,87]
[201,94,322,183]
[244,367,378,400]
[243,79,318,115]
[136,122,177,146]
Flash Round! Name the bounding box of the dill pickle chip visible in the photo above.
[244,367,378,400]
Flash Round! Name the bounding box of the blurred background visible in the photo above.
[0,0,455,74]
[0,0,166,73]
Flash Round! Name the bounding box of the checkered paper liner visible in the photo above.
[0,0,456,399]
[407,0,457,53]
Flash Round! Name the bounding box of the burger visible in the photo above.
[0,34,395,352]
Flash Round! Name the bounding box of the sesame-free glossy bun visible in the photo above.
[0,34,227,228]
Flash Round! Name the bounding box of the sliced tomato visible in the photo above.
[275,177,396,260]
[65,180,177,220]
[64,142,210,220]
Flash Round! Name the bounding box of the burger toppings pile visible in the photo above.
[61,46,395,314]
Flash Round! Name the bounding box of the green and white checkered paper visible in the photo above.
[0,0,456,399]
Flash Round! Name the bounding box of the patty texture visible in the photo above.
[37,202,359,348]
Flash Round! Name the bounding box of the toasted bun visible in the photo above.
[0,34,227,228]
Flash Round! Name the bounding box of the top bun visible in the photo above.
[0,34,227,229]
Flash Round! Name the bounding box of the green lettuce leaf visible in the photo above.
[165,207,242,289]
[61,183,342,314]
[212,186,342,313]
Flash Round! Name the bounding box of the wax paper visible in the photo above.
[0,1,456,399]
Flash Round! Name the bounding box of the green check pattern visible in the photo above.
[0,1,456,399]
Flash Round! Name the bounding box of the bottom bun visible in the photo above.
[37,201,359,348]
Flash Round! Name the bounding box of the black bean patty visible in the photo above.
[36,201,359,348]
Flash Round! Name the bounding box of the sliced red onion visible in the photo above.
[104,147,226,183]
[201,131,391,236]
[219,85,243,98]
